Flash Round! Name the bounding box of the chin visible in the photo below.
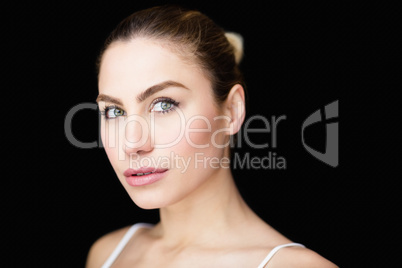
[133,201,161,210]
[127,189,175,210]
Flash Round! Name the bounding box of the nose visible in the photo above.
[122,114,153,155]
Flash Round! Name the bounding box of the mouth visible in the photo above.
[123,168,168,177]
[133,171,155,176]
[124,167,168,187]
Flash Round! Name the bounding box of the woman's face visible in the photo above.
[98,38,231,209]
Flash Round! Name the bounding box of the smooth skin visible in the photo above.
[87,38,338,268]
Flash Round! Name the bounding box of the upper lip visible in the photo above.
[123,167,168,177]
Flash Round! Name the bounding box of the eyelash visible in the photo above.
[150,97,180,114]
[100,97,180,119]
[100,105,124,119]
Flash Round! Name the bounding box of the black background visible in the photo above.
[8,1,399,267]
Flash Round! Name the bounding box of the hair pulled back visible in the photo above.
[98,5,245,104]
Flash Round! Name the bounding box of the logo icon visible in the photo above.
[301,100,339,167]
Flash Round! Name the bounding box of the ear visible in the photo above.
[224,84,246,135]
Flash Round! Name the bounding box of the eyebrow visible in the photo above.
[96,80,189,105]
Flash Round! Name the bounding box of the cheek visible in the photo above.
[153,109,220,152]
[100,120,120,164]
[184,104,227,151]
[152,111,184,146]
[185,117,213,148]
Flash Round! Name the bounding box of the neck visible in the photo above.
[153,167,260,247]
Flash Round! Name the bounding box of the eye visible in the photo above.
[150,97,179,114]
[153,101,172,112]
[101,105,125,119]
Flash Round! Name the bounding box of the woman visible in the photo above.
[86,5,337,268]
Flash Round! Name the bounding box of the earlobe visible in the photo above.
[226,84,246,135]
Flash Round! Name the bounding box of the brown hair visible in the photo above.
[97,5,245,105]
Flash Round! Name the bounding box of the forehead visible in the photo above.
[98,38,210,96]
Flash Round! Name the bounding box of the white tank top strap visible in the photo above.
[257,243,305,268]
[101,223,153,268]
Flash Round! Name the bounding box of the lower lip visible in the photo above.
[125,170,168,186]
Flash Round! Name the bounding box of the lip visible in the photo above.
[124,167,168,186]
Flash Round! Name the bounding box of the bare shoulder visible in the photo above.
[85,225,132,268]
[268,246,338,268]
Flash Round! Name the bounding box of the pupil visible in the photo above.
[114,109,122,116]
[161,102,171,110]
